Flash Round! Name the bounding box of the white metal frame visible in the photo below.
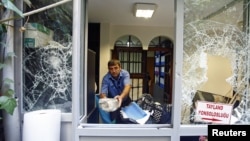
[72,0,208,141]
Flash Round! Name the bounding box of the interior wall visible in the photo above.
[110,25,174,50]
[99,23,112,94]
[99,23,174,92]
[198,54,233,98]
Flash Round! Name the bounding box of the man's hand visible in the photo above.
[114,95,122,107]
[100,93,107,99]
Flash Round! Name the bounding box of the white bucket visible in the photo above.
[22,109,61,141]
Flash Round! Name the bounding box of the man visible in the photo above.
[100,59,132,123]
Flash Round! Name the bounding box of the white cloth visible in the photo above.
[99,98,119,112]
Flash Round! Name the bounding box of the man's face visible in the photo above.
[108,64,121,78]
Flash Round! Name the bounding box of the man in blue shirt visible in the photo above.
[100,59,132,123]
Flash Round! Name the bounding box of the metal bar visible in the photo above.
[0,0,72,23]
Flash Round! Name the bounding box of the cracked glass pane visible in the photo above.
[183,0,250,124]
[22,1,73,112]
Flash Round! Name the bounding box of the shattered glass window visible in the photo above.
[22,0,73,112]
[182,0,250,124]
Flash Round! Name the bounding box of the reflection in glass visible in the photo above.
[182,0,250,124]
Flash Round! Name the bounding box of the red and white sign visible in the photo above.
[195,101,233,124]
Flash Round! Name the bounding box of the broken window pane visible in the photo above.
[183,0,250,124]
[22,1,73,112]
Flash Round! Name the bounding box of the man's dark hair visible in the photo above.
[108,59,121,67]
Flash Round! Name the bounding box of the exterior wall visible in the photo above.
[60,113,72,141]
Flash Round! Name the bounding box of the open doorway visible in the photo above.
[146,55,154,95]
[147,36,174,104]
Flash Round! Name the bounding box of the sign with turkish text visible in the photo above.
[195,101,233,124]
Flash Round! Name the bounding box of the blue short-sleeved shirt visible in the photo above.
[101,69,131,98]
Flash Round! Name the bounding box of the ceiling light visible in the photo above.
[134,3,157,18]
